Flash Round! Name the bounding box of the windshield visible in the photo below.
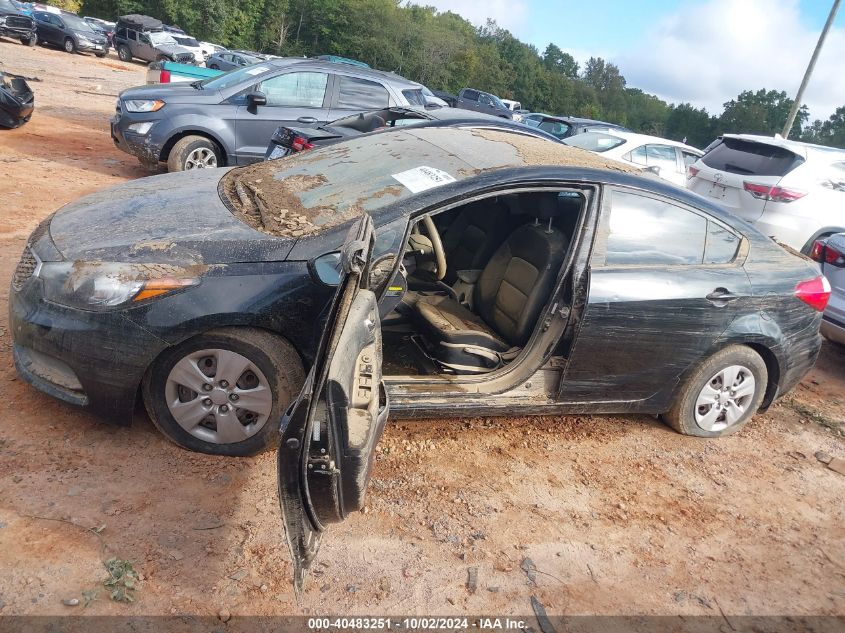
[563,132,626,152]
[174,36,200,47]
[198,64,271,90]
[148,31,177,46]
[63,14,95,32]
[1,0,18,11]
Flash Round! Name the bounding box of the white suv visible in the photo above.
[687,134,845,252]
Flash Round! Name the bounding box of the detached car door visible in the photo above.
[234,69,332,163]
[277,215,388,593]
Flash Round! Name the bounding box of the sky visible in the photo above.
[419,0,845,122]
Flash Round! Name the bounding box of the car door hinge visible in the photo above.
[308,456,339,476]
[542,302,571,331]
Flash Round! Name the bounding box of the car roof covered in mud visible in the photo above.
[218,127,645,241]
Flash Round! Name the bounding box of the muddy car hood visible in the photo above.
[48,169,295,265]
[119,82,217,101]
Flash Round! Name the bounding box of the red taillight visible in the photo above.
[743,181,807,203]
[810,240,845,267]
[794,275,831,311]
[291,136,314,152]
[160,69,171,83]
[687,166,699,178]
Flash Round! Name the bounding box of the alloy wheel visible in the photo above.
[184,147,217,169]
[694,364,756,432]
[165,348,273,445]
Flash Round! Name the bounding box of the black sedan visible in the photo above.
[11,128,826,468]
[264,106,563,159]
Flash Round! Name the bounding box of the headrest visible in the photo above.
[524,192,560,220]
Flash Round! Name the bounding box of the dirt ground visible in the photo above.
[0,41,844,621]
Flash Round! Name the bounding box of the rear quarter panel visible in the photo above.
[734,235,823,401]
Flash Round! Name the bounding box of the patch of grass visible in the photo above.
[103,558,139,603]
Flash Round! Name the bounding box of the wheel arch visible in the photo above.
[159,129,229,166]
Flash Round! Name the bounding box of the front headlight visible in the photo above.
[123,99,165,113]
[39,262,198,310]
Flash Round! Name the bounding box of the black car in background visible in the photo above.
[523,113,631,139]
[0,0,36,45]
[11,127,826,462]
[32,9,108,56]
[265,106,564,159]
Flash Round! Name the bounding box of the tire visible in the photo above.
[64,37,76,54]
[209,64,219,70]
[167,135,222,171]
[96,51,107,58]
[117,45,131,62]
[662,345,768,438]
[21,34,36,46]
[156,54,172,63]
[142,328,305,456]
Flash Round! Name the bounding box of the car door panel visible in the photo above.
[277,216,388,593]
[559,187,752,402]
[234,70,332,163]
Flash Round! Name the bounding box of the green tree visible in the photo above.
[665,103,718,148]
[542,44,578,79]
[718,89,808,138]
[802,106,845,149]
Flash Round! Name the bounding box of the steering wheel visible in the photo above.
[419,215,447,281]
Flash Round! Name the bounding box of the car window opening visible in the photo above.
[376,189,586,379]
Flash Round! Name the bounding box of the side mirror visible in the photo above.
[311,252,343,286]
[247,91,267,108]
[645,165,661,176]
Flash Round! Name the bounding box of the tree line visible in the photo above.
[71,0,845,149]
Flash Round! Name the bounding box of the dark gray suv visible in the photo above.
[110,58,428,171]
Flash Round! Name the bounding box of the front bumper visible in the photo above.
[9,264,169,425]
[77,40,108,53]
[110,114,161,164]
[0,24,35,39]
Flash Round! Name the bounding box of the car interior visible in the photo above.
[374,189,588,377]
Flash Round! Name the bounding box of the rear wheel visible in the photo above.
[167,135,222,171]
[117,45,131,62]
[95,51,107,58]
[209,63,219,70]
[662,345,767,437]
[143,328,305,456]
[64,37,76,53]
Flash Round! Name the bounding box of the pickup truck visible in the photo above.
[454,88,512,119]
[146,60,223,84]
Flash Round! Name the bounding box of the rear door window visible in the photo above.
[336,76,389,109]
[605,190,707,265]
[701,138,804,176]
[704,222,740,264]
[259,72,328,108]
[402,89,425,106]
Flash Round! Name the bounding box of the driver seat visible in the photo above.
[413,193,569,373]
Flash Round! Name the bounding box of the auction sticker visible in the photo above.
[391,166,456,193]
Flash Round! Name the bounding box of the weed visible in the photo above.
[103,558,139,603]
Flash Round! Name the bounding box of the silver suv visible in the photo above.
[111,58,429,171]
[687,134,845,252]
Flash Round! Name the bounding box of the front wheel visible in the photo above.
[64,37,76,53]
[142,328,305,456]
[22,34,37,46]
[662,345,768,437]
[167,135,222,171]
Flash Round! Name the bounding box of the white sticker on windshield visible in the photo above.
[391,166,457,193]
[245,66,269,76]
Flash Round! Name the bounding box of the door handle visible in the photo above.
[705,287,741,306]
[297,116,318,124]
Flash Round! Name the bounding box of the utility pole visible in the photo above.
[782,0,841,138]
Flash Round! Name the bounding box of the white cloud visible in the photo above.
[616,0,845,121]
[412,0,529,35]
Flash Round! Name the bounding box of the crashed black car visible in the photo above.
[265,106,562,159]
[0,71,34,129]
[0,0,36,45]
[11,128,826,471]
